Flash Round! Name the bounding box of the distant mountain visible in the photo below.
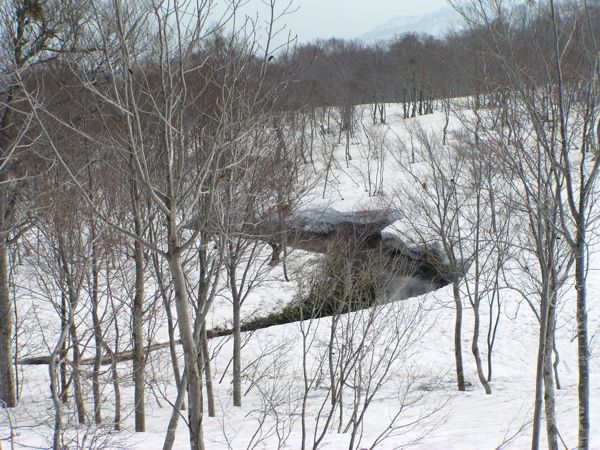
[359,6,461,43]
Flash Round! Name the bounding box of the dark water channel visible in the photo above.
[229,209,450,335]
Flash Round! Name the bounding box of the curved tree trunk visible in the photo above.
[472,303,491,394]
[163,368,187,450]
[169,247,204,450]
[453,281,465,391]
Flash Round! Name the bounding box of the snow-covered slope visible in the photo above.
[2,102,599,450]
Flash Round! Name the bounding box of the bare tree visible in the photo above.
[293,235,444,450]
[26,173,96,448]
[450,1,600,447]
[0,0,80,408]
[19,1,296,447]
[391,126,467,392]
[358,110,388,197]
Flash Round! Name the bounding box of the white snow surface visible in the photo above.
[1,102,599,449]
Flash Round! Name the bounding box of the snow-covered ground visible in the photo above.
[2,103,599,449]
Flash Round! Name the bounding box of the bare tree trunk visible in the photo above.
[486,258,502,383]
[102,340,122,431]
[322,143,335,199]
[100,328,122,431]
[472,303,491,394]
[163,369,187,450]
[69,320,86,424]
[153,251,183,405]
[575,236,589,450]
[232,287,242,407]
[553,333,561,390]
[299,114,308,164]
[468,186,490,395]
[90,237,103,424]
[543,293,559,450]
[372,100,378,125]
[0,238,15,407]
[106,263,122,431]
[486,297,501,382]
[60,294,68,404]
[50,317,71,450]
[86,163,103,425]
[309,111,316,172]
[51,236,84,450]
[301,324,310,450]
[111,350,121,431]
[452,281,465,391]
[329,315,337,408]
[165,298,181,387]
[200,323,214,417]
[132,210,145,432]
[551,1,591,442]
[532,284,550,450]
[378,102,386,124]
[442,97,450,145]
[345,130,351,168]
[50,357,63,450]
[169,246,204,450]
[279,207,290,283]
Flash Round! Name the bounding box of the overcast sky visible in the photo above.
[213,0,448,43]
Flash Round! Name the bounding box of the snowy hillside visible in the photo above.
[359,6,461,42]
[2,101,598,449]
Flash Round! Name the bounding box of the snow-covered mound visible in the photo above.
[288,207,401,235]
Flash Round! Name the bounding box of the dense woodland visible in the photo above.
[1,0,599,449]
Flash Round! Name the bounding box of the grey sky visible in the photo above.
[215,0,448,43]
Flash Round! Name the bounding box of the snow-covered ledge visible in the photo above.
[287,207,402,237]
[287,207,450,283]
